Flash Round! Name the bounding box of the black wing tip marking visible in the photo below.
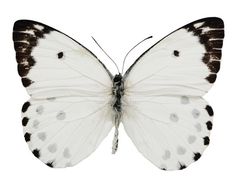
[13,20,54,84]
[184,17,224,84]
[185,17,224,28]
[13,19,53,33]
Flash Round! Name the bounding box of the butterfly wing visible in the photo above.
[21,97,113,168]
[122,17,224,170]
[13,20,113,168]
[123,96,213,170]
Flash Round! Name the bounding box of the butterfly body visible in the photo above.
[111,74,124,153]
[13,18,224,170]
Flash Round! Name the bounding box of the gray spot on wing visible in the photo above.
[63,148,71,158]
[56,111,66,120]
[48,143,57,153]
[170,113,179,122]
[36,105,44,115]
[37,132,46,141]
[47,97,56,102]
[33,120,39,128]
[192,109,200,119]
[181,96,189,104]
[162,150,171,160]
[188,135,197,144]
[177,146,186,155]
[194,123,202,132]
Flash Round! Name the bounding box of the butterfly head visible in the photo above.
[113,74,123,85]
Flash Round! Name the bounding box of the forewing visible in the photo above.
[13,20,112,98]
[122,96,213,170]
[124,17,224,96]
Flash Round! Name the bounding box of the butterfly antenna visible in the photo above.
[121,36,153,74]
[92,36,120,73]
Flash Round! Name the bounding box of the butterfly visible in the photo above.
[13,17,224,170]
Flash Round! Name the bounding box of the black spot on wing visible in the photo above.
[21,77,33,87]
[17,56,36,77]
[24,132,31,142]
[207,61,220,73]
[179,163,187,170]
[193,152,201,161]
[46,161,54,168]
[206,121,213,130]
[57,52,63,59]
[205,74,217,83]
[22,101,30,112]
[14,41,29,52]
[22,117,29,126]
[203,136,210,145]
[205,105,214,116]
[173,50,180,57]
[209,40,223,49]
[18,63,30,77]
[32,149,40,158]
[27,56,36,66]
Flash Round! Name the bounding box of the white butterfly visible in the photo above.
[13,17,224,170]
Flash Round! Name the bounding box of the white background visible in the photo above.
[0,0,235,187]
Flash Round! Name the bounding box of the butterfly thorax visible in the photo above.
[111,74,124,154]
[112,74,124,113]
